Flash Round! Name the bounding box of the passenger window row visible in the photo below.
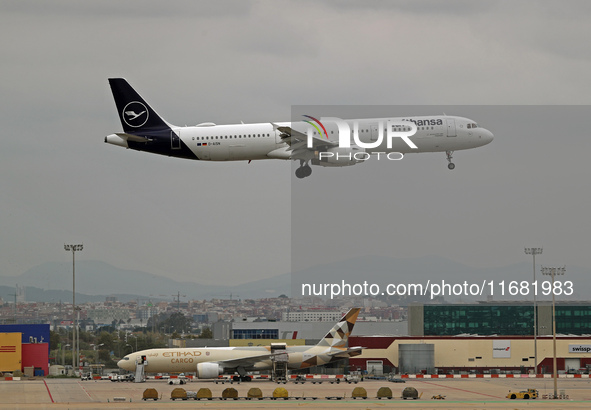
[194,134,271,140]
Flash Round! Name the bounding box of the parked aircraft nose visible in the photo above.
[117,356,133,371]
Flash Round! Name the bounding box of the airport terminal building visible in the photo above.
[350,302,591,375]
[224,319,407,341]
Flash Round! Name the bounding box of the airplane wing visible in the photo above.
[272,123,338,151]
[217,352,278,369]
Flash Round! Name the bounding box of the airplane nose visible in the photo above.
[481,128,494,145]
[117,358,132,371]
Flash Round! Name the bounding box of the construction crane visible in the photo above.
[172,291,187,312]
[9,291,17,323]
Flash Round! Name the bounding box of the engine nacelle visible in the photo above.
[311,146,366,167]
[196,362,223,379]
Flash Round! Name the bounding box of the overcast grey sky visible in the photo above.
[1,1,591,286]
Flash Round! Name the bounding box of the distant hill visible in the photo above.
[0,260,289,302]
[0,256,589,303]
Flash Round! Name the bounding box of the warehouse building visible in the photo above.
[349,335,591,375]
[0,324,49,376]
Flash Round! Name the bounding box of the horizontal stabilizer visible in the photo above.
[105,133,151,147]
[114,133,152,142]
[327,346,364,358]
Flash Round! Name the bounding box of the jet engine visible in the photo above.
[311,146,367,167]
[196,362,223,379]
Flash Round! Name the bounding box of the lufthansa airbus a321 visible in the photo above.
[105,78,493,178]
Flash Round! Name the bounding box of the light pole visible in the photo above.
[129,334,137,352]
[90,343,104,373]
[525,247,542,374]
[62,343,70,367]
[76,307,81,370]
[64,243,83,372]
[541,265,566,399]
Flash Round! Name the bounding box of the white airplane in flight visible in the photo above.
[106,79,493,178]
[118,308,362,381]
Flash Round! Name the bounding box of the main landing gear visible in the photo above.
[232,366,252,382]
[446,150,455,170]
[232,375,252,382]
[295,161,312,179]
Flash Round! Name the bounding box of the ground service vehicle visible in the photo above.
[506,388,538,399]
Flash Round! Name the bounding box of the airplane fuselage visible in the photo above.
[106,79,493,177]
[106,115,493,162]
[119,345,347,374]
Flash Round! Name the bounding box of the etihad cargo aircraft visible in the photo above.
[118,308,362,380]
[106,78,493,178]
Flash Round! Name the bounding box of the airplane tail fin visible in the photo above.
[316,308,360,349]
[108,78,173,134]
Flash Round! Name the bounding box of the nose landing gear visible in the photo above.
[295,161,312,179]
[446,151,455,170]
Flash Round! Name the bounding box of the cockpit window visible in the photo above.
[123,357,130,360]
[467,123,478,129]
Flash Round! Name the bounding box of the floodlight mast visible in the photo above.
[524,247,542,374]
[541,265,566,400]
[64,243,83,372]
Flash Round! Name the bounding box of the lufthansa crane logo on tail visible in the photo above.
[122,101,149,128]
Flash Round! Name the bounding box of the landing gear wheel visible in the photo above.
[233,375,240,382]
[445,150,455,170]
[295,164,312,178]
[241,376,252,382]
